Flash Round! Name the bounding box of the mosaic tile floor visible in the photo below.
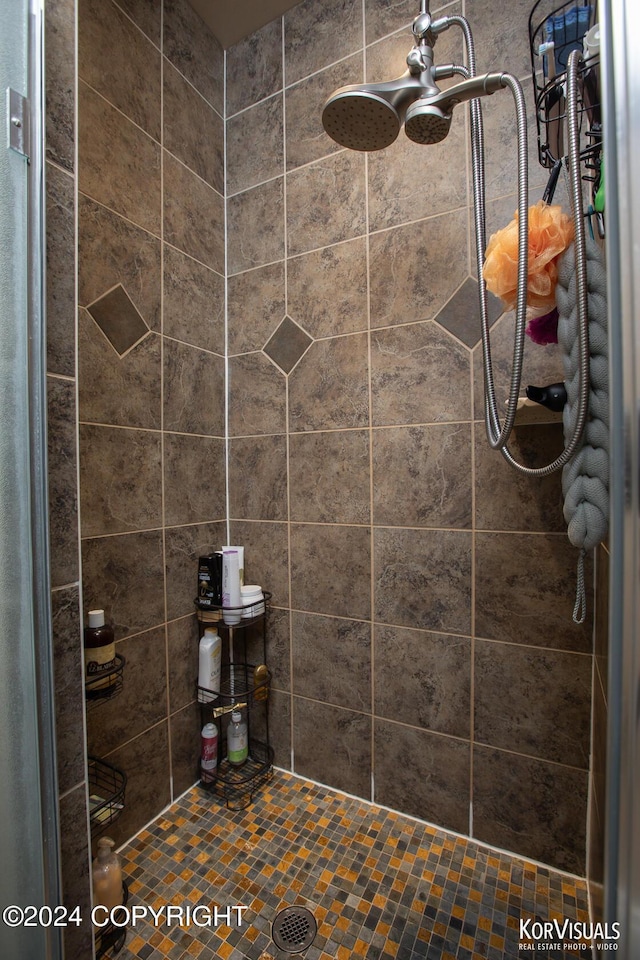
[109,770,592,960]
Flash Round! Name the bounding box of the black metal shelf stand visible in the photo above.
[195,593,273,810]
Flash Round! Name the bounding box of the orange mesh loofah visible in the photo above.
[482,200,574,314]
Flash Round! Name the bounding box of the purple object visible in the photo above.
[526,307,559,345]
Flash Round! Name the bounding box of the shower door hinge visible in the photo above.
[7,88,30,160]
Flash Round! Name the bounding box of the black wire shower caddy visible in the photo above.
[529,0,601,188]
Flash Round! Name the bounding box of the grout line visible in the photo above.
[110,0,161,51]
[77,420,221,439]
[162,54,224,123]
[77,191,224,280]
[226,168,283,201]
[159,6,175,804]
[74,16,95,954]
[161,140,224,201]
[161,332,225,359]
[224,204,476,283]
[101,716,169,763]
[281,16,296,777]
[78,77,161,147]
[230,420,473,439]
[78,77,223,218]
[469,330,476,838]
[73,601,594,659]
[162,237,224,278]
[464,0,474,838]
[361,0,376,808]
[45,156,75,179]
[224,42,231,547]
[283,695,590,775]
[51,580,81,594]
[81,518,227,541]
[77,515,573,542]
[58,780,87,803]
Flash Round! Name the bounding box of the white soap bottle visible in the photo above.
[198,628,221,701]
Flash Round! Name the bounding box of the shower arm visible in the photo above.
[438,16,590,476]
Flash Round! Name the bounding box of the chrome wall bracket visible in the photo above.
[7,87,30,159]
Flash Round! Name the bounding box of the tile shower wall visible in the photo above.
[46,0,93,955]
[45,3,607,944]
[226,0,596,875]
[76,0,225,848]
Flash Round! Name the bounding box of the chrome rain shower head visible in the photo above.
[321,86,401,152]
[322,72,435,152]
[322,4,444,151]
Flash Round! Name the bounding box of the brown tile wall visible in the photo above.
[74,0,224,859]
[226,0,602,875]
[45,0,608,919]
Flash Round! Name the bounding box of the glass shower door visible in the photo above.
[602,1,640,958]
[0,1,62,957]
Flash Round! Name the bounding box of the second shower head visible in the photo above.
[404,100,452,144]
[403,73,508,144]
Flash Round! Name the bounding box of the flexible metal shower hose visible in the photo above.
[450,18,591,475]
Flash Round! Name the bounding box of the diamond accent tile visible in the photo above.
[264,315,312,374]
[87,283,150,357]
[434,276,503,348]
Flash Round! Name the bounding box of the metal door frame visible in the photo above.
[0,0,62,956]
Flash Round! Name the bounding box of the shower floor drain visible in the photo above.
[271,906,317,954]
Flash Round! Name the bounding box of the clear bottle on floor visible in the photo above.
[92,837,123,921]
[227,709,248,766]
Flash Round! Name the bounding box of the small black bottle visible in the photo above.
[525,382,567,412]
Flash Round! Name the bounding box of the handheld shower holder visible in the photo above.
[412,12,434,42]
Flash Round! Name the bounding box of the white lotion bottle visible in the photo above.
[222,548,241,625]
[198,627,222,700]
